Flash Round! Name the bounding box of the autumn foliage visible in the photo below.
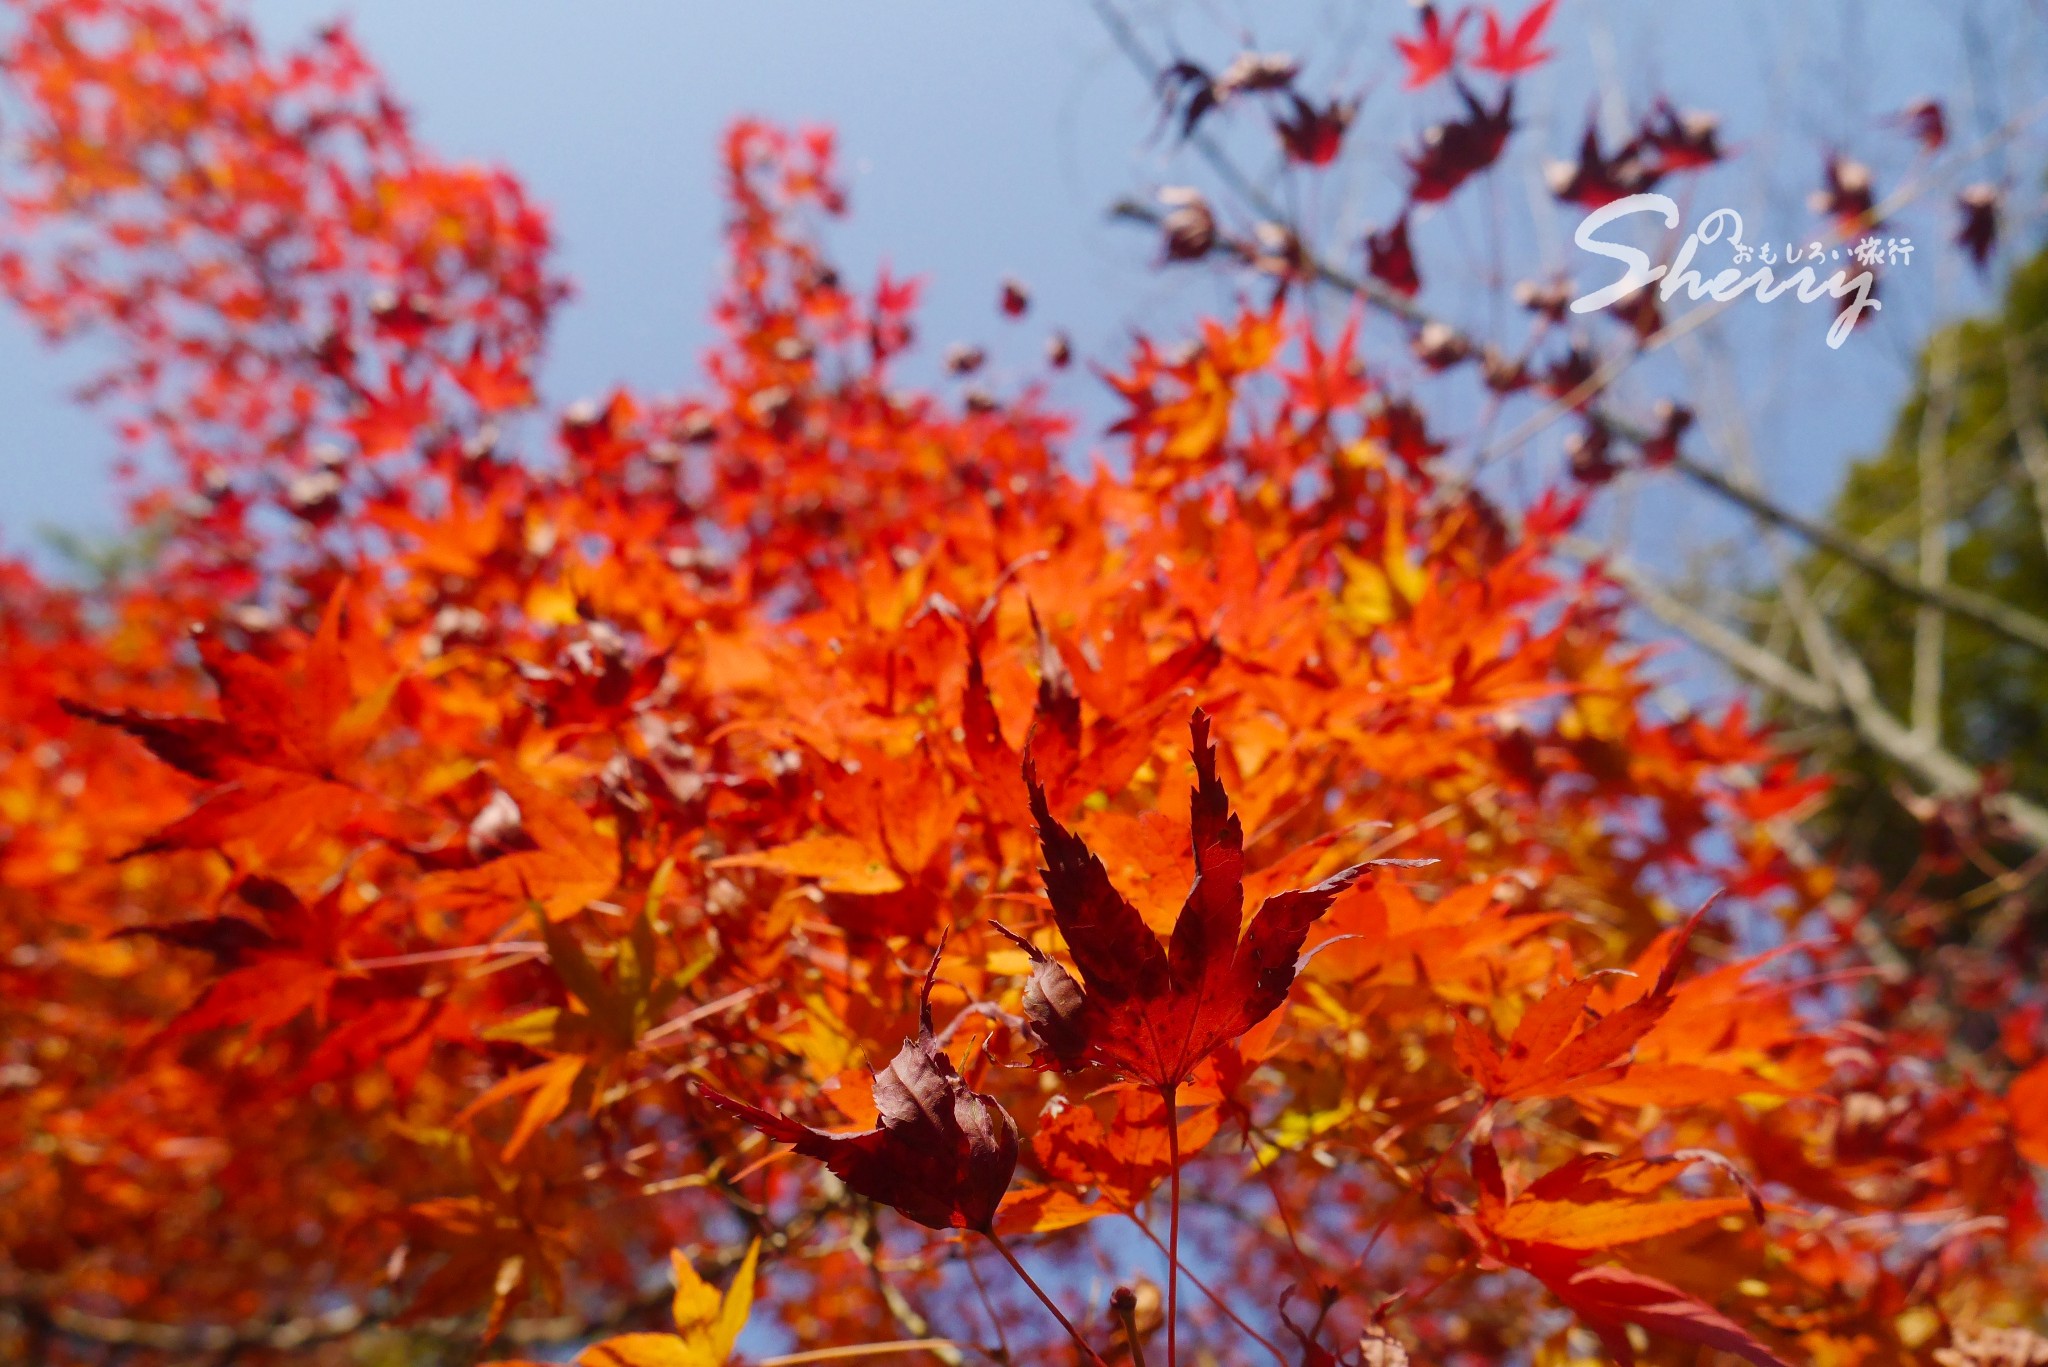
[2,2,2046,1365]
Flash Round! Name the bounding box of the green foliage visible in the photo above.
[1791,244,2048,889]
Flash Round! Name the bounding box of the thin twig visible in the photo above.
[758,1340,959,1365]
[351,941,544,970]
[639,984,769,1046]
[1113,1206,1291,1365]
[1912,326,1961,738]
[982,1230,1108,1367]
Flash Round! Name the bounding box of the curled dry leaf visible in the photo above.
[704,939,1019,1233]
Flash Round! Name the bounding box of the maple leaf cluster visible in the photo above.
[0,2,2044,1366]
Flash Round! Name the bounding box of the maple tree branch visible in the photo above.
[851,1206,966,1367]
[1358,787,1498,862]
[1392,1255,1476,1314]
[982,1230,1109,1367]
[1106,197,1423,326]
[1703,359,2048,855]
[1696,348,1890,712]
[0,1281,374,1355]
[639,982,771,1046]
[350,940,546,970]
[856,1205,966,1360]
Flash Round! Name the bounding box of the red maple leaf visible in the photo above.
[1554,1266,1792,1367]
[450,340,537,414]
[1641,99,1724,173]
[1452,901,1714,1101]
[346,360,437,458]
[60,588,398,856]
[996,710,1426,1092]
[1394,5,1471,89]
[147,877,349,1045]
[1464,1143,1790,1367]
[1473,0,1559,77]
[1365,214,1421,296]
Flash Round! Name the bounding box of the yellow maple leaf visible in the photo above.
[662,1237,760,1362]
[710,834,904,895]
[496,1239,759,1367]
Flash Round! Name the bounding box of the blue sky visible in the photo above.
[2,0,2041,570]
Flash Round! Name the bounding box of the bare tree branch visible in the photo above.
[1913,330,1961,738]
[1591,549,2048,849]
[1666,449,2048,655]
[2002,327,2048,557]
[1589,547,1838,713]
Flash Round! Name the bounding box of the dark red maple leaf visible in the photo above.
[1811,152,1878,235]
[1367,396,1448,473]
[1156,51,1299,140]
[1364,214,1421,297]
[703,938,1019,1233]
[1891,96,1946,152]
[995,710,1426,1092]
[1275,93,1358,165]
[1638,398,1692,468]
[1405,82,1515,203]
[1957,183,2000,271]
[1565,420,1617,485]
[1541,343,1597,410]
[1640,99,1723,173]
[1546,121,1662,209]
